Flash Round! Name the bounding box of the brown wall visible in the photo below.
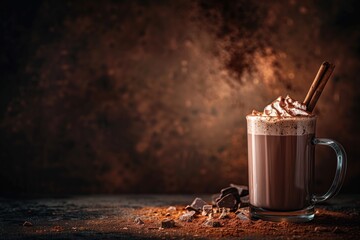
[1,0,360,195]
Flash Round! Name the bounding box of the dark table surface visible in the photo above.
[1,194,359,239]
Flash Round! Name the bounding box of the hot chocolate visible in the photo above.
[246,64,347,222]
[247,96,315,211]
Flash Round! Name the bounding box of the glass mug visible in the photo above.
[246,115,347,222]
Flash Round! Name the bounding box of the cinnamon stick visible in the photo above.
[307,63,335,112]
[303,62,330,107]
[303,62,335,112]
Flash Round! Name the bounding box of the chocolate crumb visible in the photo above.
[236,212,250,221]
[202,205,213,216]
[179,211,196,222]
[219,208,230,219]
[134,217,144,225]
[203,218,221,228]
[161,219,175,228]
[167,206,177,212]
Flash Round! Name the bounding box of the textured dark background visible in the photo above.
[1,0,360,195]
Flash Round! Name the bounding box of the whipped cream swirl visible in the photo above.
[253,95,311,117]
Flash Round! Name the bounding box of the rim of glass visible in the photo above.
[246,114,317,120]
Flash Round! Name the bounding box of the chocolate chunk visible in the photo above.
[23,221,33,227]
[161,219,175,228]
[218,208,230,219]
[213,221,221,227]
[220,187,238,196]
[203,219,221,227]
[236,212,250,221]
[230,184,249,197]
[218,187,240,203]
[187,197,208,212]
[236,208,250,215]
[185,205,198,212]
[167,206,177,212]
[216,193,238,211]
[178,211,196,222]
[134,217,144,225]
[202,205,213,216]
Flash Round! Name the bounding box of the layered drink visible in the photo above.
[247,96,316,211]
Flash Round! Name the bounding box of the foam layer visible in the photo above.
[246,115,316,135]
[253,95,311,117]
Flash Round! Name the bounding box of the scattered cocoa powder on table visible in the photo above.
[127,206,359,239]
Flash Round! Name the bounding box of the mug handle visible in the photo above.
[312,138,347,203]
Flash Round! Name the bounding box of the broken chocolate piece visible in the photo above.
[161,219,175,228]
[178,211,196,222]
[220,187,239,198]
[218,208,230,219]
[202,205,213,216]
[236,208,251,221]
[187,197,208,212]
[236,208,250,215]
[203,219,221,227]
[185,205,198,212]
[167,206,177,212]
[216,193,238,211]
[215,184,251,211]
[134,217,144,225]
[236,212,250,221]
[218,187,241,206]
[230,184,249,197]
[203,214,220,227]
